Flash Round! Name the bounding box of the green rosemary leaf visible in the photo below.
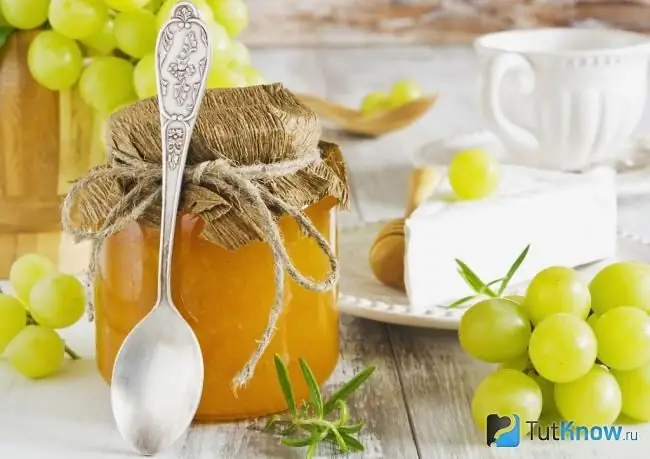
[306,442,319,459]
[455,259,497,297]
[277,423,298,436]
[323,366,376,415]
[263,414,280,431]
[338,422,364,434]
[335,400,349,425]
[498,244,531,296]
[299,358,324,417]
[0,27,14,50]
[282,435,315,448]
[457,267,483,293]
[332,432,365,452]
[447,294,477,309]
[274,354,297,417]
[329,426,348,452]
[486,277,505,288]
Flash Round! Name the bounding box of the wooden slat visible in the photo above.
[243,0,650,47]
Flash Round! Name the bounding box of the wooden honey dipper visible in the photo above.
[369,166,440,291]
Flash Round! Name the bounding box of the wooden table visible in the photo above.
[2,45,650,459]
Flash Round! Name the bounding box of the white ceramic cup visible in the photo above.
[475,28,650,171]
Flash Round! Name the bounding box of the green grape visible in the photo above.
[207,65,246,88]
[79,56,137,113]
[612,361,650,421]
[80,18,116,55]
[49,0,108,40]
[5,326,65,379]
[528,313,597,383]
[448,148,501,200]
[471,369,542,435]
[208,0,248,37]
[504,295,525,305]
[230,40,250,67]
[0,294,27,353]
[157,0,214,28]
[114,9,157,59]
[27,31,83,91]
[389,79,422,107]
[240,66,265,86]
[593,306,650,371]
[360,91,390,117]
[207,21,232,68]
[532,374,557,416]
[0,0,49,29]
[133,53,156,99]
[0,6,7,26]
[498,353,531,372]
[524,266,591,325]
[9,253,57,303]
[105,0,149,11]
[590,261,650,314]
[458,298,531,363]
[554,365,622,426]
[144,0,162,11]
[28,274,86,329]
[586,312,600,330]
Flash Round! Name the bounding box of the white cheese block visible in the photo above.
[404,166,617,312]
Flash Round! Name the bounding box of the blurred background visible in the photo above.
[2,0,650,277]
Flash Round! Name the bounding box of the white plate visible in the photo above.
[337,222,650,330]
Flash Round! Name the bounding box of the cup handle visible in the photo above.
[482,53,538,154]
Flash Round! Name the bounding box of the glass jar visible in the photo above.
[94,196,340,422]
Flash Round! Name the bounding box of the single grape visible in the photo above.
[105,0,149,11]
[27,31,83,91]
[594,306,650,371]
[0,294,27,353]
[157,0,214,28]
[554,365,622,426]
[586,312,600,330]
[471,369,542,435]
[144,0,162,11]
[230,40,250,67]
[0,0,49,29]
[207,21,233,68]
[240,66,266,86]
[612,361,650,421]
[49,0,108,40]
[0,6,7,26]
[448,148,501,200]
[590,261,650,314]
[208,0,248,37]
[80,18,117,55]
[114,9,157,59]
[9,253,57,303]
[504,295,525,305]
[532,374,557,416]
[498,354,531,372]
[28,274,86,329]
[389,79,422,107]
[360,91,390,117]
[207,66,246,88]
[133,53,156,99]
[79,56,137,113]
[524,266,591,325]
[5,326,65,379]
[528,313,597,383]
[458,298,531,363]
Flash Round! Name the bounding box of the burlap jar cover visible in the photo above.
[62,83,349,388]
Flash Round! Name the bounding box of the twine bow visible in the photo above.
[61,147,339,390]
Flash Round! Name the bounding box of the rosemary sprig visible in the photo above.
[265,354,376,458]
[447,244,531,308]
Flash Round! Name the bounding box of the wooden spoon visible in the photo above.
[295,93,437,137]
[369,166,440,291]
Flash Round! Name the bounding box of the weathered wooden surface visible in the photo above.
[243,0,650,46]
[2,45,650,458]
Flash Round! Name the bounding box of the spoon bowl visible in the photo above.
[295,93,437,137]
[111,305,203,455]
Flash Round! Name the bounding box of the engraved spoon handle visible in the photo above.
[155,2,212,305]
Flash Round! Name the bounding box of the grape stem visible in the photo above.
[25,312,81,361]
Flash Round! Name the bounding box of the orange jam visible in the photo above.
[95,196,340,421]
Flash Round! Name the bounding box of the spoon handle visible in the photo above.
[155,2,211,304]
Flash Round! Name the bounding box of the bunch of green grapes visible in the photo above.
[0,254,86,379]
[459,261,650,436]
[359,79,422,117]
[0,0,265,116]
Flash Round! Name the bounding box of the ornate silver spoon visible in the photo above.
[110,2,211,455]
